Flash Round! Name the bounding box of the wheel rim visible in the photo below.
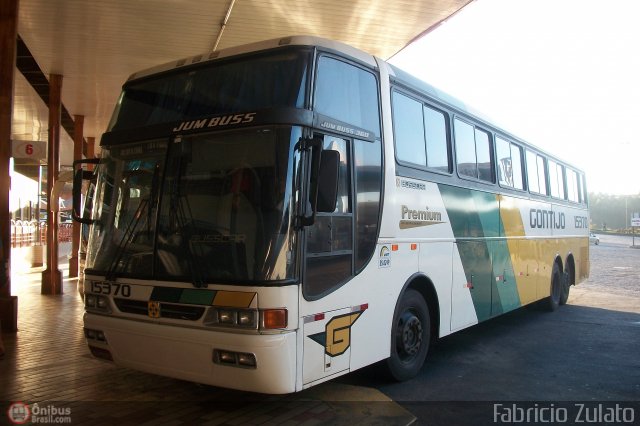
[395,309,423,361]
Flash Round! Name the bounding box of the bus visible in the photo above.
[73,36,590,394]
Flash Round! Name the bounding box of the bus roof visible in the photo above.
[124,35,582,172]
[126,35,377,82]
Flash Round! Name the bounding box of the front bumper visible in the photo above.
[84,313,297,394]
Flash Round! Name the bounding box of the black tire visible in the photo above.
[559,270,571,305]
[543,263,562,311]
[385,289,430,381]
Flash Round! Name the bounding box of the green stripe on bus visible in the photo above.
[180,289,216,305]
[150,287,217,305]
[439,185,522,320]
[150,287,183,303]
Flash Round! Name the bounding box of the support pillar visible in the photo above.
[0,0,19,331]
[87,137,95,167]
[69,115,83,278]
[42,74,63,295]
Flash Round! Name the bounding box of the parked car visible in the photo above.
[589,232,600,245]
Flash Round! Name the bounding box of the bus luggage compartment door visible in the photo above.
[302,307,351,385]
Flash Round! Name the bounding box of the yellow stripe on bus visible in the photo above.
[212,291,256,308]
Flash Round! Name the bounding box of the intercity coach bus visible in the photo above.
[73,36,589,394]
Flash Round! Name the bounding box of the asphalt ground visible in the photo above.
[339,233,640,424]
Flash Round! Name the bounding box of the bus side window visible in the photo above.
[393,91,426,166]
[496,137,524,190]
[566,168,580,202]
[454,118,493,182]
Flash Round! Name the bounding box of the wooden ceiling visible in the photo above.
[11,0,472,165]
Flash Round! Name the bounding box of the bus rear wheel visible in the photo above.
[386,289,430,381]
[559,270,571,305]
[542,263,562,311]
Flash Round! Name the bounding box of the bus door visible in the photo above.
[300,134,356,385]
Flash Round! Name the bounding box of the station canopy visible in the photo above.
[12,0,472,165]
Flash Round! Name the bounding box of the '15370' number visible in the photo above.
[91,281,131,297]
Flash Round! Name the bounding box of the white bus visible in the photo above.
[73,36,590,394]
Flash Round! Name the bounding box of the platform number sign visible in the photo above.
[11,140,46,160]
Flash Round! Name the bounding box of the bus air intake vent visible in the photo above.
[114,298,205,321]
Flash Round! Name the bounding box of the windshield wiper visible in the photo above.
[106,165,160,280]
[106,198,150,281]
[167,143,206,288]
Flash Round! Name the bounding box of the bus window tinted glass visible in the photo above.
[354,138,382,272]
[496,137,511,186]
[536,155,548,195]
[526,150,539,193]
[549,160,565,199]
[454,119,477,178]
[110,50,310,131]
[567,169,579,202]
[549,160,560,198]
[556,163,566,199]
[393,92,426,166]
[424,106,449,172]
[315,56,380,136]
[497,137,524,190]
[511,145,524,190]
[475,128,492,182]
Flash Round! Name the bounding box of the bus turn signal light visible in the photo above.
[262,309,287,329]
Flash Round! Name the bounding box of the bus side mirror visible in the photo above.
[315,150,339,213]
[72,158,100,224]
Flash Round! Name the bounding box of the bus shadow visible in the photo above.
[339,303,640,401]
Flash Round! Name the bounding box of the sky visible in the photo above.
[390,0,640,195]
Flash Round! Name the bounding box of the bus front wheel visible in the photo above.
[386,289,430,381]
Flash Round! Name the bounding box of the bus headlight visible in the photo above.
[207,308,258,329]
[238,310,256,327]
[217,309,235,325]
[85,294,110,312]
[85,294,97,308]
[97,296,109,309]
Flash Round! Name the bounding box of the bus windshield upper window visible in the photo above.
[314,56,380,136]
[109,50,310,131]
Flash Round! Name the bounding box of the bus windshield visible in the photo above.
[108,49,310,132]
[86,126,300,284]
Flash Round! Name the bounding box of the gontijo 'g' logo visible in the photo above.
[309,308,366,357]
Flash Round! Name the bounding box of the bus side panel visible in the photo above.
[440,185,515,322]
[499,195,538,305]
[418,241,454,337]
[450,245,480,332]
[299,243,419,381]
[392,178,474,335]
[489,239,520,314]
[348,242,422,373]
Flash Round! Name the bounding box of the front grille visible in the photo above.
[114,298,205,321]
